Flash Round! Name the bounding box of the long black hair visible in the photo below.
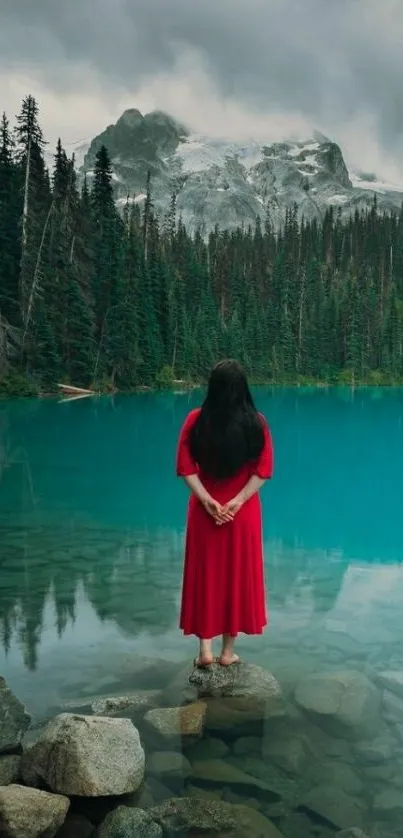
[189,359,265,479]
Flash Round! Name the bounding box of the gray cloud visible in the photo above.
[1,0,403,174]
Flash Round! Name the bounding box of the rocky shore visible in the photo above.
[2,659,402,837]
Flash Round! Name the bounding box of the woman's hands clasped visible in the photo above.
[202,495,244,525]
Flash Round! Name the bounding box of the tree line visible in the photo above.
[1,95,403,395]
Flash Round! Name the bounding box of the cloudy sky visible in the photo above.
[1,0,403,182]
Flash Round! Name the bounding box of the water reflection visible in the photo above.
[0,524,181,671]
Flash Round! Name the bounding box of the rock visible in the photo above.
[300,785,363,830]
[147,752,191,782]
[189,661,279,698]
[337,831,370,838]
[373,789,403,818]
[97,806,162,838]
[233,737,262,756]
[167,662,283,733]
[308,761,364,795]
[0,756,20,786]
[145,777,178,805]
[91,691,159,718]
[56,812,94,838]
[222,789,261,812]
[262,734,309,776]
[354,733,394,765]
[187,785,223,802]
[21,713,145,797]
[191,759,281,799]
[0,784,69,838]
[144,703,206,742]
[295,671,381,740]
[150,798,284,837]
[363,764,394,781]
[281,812,329,838]
[185,736,230,761]
[0,677,31,754]
[377,671,403,698]
[382,690,403,723]
[394,723,403,744]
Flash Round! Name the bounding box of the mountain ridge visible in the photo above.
[79,108,403,234]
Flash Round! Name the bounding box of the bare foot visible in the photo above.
[194,656,215,668]
[219,654,241,666]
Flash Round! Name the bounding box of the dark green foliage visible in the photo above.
[1,96,403,393]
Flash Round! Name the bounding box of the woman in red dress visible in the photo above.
[176,359,274,667]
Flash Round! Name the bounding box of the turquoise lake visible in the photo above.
[1,387,403,835]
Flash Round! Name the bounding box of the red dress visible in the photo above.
[176,408,274,638]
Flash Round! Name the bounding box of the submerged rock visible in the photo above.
[295,671,381,740]
[377,670,403,699]
[233,736,262,757]
[188,662,283,731]
[262,733,310,777]
[147,752,191,782]
[0,756,21,786]
[190,759,281,800]
[373,789,403,818]
[149,797,284,837]
[337,831,370,838]
[300,785,364,830]
[56,812,94,838]
[308,760,364,795]
[354,732,394,765]
[0,784,69,838]
[22,713,145,797]
[0,677,31,754]
[185,736,230,761]
[98,806,162,838]
[382,690,403,723]
[91,690,159,718]
[144,703,206,742]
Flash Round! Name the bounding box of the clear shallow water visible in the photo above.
[1,388,403,836]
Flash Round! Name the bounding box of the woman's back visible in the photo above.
[177,406,273,504]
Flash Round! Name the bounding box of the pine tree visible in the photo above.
[91,145,122,383]
[0,113,20,325]
[14,96,57,381]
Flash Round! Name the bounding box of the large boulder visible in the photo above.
[295,671,381,740]
[149,798,284,837]
[0,678,31,754]
[187,663,283,731]
[0,756,21,786]
[22,713,145,797]
[98,806,162,838]
[0,784,69,838]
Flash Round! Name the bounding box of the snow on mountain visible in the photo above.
[350,172,403,195]
[44,139,90,173]
[76,109,403,233]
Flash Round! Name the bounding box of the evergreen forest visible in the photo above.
[1,95,403,396]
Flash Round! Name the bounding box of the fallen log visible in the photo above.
[56,383,98,396]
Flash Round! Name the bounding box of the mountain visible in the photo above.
[82,108,403,234]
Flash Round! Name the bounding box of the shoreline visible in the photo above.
[2,377,403,400]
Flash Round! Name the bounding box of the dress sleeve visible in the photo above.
[253,415,274,479]
[176,410,199,476]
